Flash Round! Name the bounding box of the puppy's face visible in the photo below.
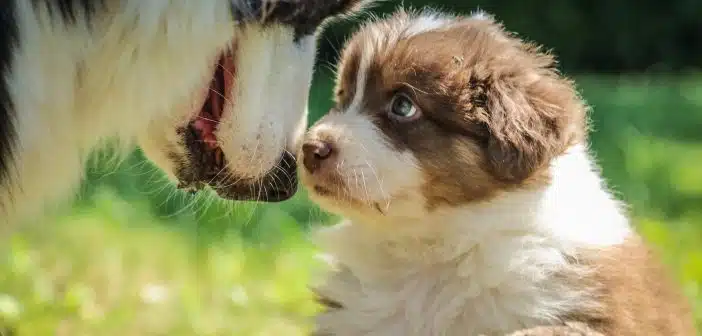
[139,0,367,202]
[300,10,586,220]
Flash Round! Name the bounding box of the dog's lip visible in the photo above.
[306,178,352,201]
[313,185,335,196]
[211,179,297,202]
[310,183,385,214]
[208,151,299,202]
[175,145,299,202]
[303,170,388,213]
[177,165,299,202]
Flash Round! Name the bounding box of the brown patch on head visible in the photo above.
[334,41,362,108]
[562,236,696,335]
[334,10,588,211]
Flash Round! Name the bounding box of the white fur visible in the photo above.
[2,0,317,225]
[311,143,632,336]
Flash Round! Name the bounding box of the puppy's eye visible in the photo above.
[389,94,420,121]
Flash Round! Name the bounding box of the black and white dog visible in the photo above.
[0,0,366,226]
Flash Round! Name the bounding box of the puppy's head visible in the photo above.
[299,9,587,220]
[139,0,369,202]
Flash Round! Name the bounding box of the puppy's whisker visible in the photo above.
[360,170,372,205]
[351,167,361,199]
[364,159,388,206]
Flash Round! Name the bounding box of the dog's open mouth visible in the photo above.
[191,54,234,158]
[174,52,233,193]
[174,49,297,202]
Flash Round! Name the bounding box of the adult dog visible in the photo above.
[0,0,366,226]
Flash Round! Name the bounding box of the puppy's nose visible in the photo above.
[302,140,334,173]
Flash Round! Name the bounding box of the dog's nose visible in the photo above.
[302,140,334,173]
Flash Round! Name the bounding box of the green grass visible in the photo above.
[1,73,702,335]
[1,193,325,335]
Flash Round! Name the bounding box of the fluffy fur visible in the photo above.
[0,0,367,226]
[299,9,696,336]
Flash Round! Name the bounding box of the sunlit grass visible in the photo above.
[2,190,326,336]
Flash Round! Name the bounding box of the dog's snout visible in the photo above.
[302,140,334,173]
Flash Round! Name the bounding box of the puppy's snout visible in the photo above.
[302,140,334,173]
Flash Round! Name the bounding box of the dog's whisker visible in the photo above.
[216,62,236,80]
[364,159,389,209]
[195,115,219,123]
[360,170,372,206]
[207,87,235,107]
[206,154,233,187]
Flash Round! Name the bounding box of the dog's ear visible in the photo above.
[483,78,570,183]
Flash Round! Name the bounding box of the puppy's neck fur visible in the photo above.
[314,144,631,335]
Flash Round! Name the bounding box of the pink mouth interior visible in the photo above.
[192,53,237,150]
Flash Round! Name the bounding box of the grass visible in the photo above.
[1,193,325,336]
[1,72,701,335]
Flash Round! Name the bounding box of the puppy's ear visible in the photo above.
[483,79,568,183]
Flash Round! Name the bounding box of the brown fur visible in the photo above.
[505,322,605,336]
[334,11,587,211]
[565,237,697,335]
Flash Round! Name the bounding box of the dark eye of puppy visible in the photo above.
[388,93,421,121]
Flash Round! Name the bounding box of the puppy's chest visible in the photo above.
[314,246,592,336]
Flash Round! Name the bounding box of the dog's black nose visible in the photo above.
[302,140,334,173]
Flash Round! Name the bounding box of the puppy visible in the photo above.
[0,0,367,226]
[299,9,696,336]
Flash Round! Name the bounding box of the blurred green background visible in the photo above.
[2,1,701,335]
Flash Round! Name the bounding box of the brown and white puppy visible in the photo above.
[0,0,371,227]
[299,9,696,336]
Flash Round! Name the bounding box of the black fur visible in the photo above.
[0,1,18,188]
[232,0,363,42]
[31,0,103,23]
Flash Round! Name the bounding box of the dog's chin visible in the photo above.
[173,148,298,202]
